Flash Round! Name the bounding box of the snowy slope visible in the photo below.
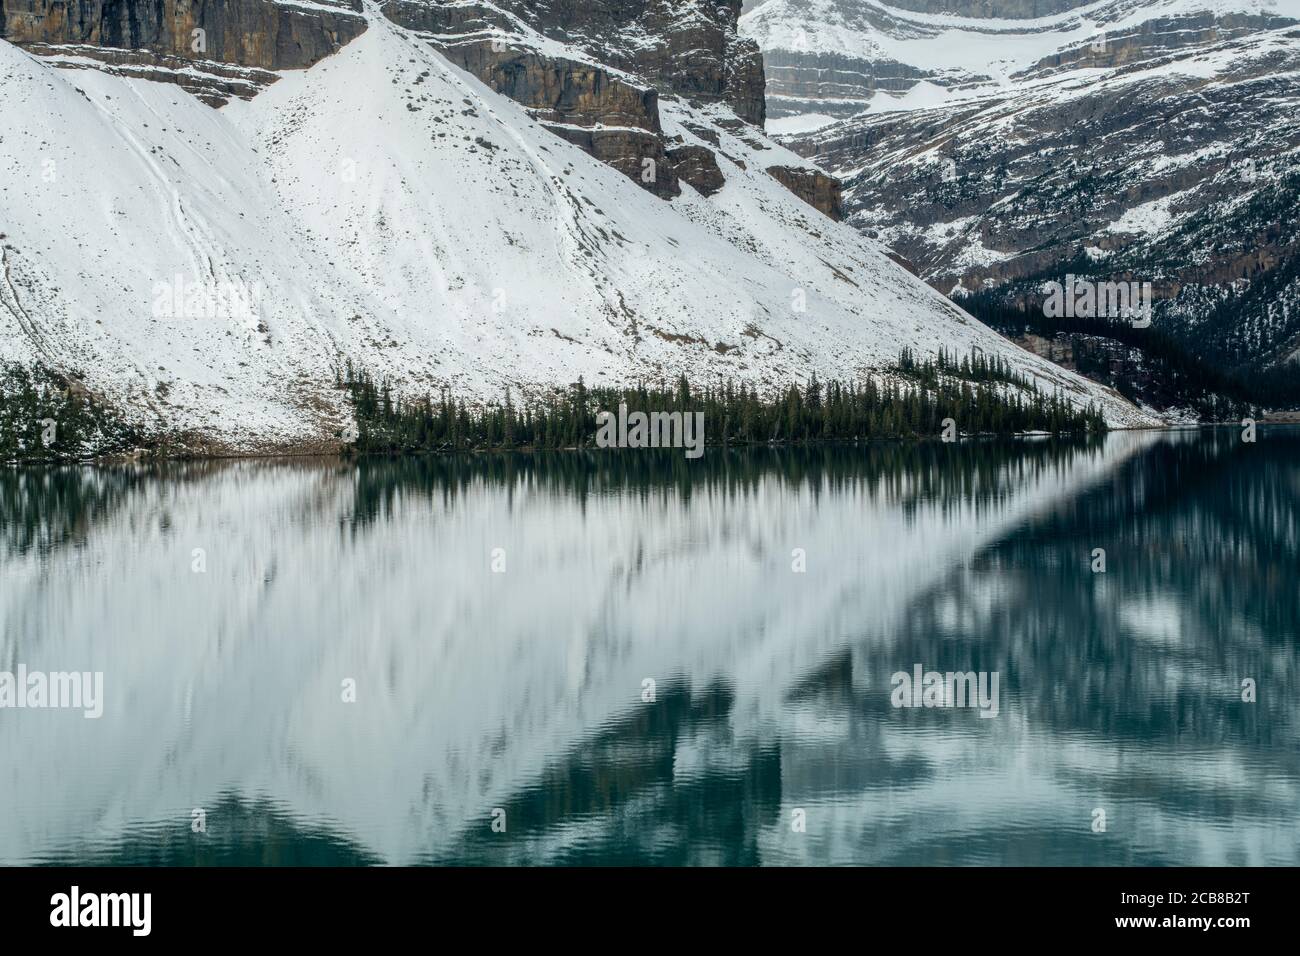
[0,39,352,446]
[781,17,1300,371]
[0,9,1154,446]
[747,0,1295,64]
[744,1,1300,376]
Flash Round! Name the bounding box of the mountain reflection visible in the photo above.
[1,429,1297,865]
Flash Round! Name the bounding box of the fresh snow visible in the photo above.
[743,0,1300,90]
[1105,190,1190,236]
[0,8,1156,446]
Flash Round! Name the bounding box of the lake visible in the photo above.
[1,427,1297,865]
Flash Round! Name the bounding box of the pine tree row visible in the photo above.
[339,349,1106,455]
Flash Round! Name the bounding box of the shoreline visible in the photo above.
[5,419,1287,469]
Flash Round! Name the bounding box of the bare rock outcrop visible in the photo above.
[1,0,367,104]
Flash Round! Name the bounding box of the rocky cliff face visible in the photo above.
[378,0,765,122]
[878,0,1095,15]
[430,37,683,197]
[1,0,367,104]
[379,1,764,198]
[376,0,841,213]
[2,0,844,214]
[760,48,925,120]
[766,165,843,220]
[743,0,1299,121]
[742,0,956,120]
[666,143,726,196]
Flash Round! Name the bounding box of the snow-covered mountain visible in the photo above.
[744,1,1300,375]
[743,0,1295,126]
[0,2,1152,450]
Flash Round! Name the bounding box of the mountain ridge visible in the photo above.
[747,0,1300,382]
[0,2,1155,452]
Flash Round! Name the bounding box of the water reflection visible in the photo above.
[0,429,1296,865]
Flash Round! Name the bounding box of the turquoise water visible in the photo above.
[1,428,1297,865]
